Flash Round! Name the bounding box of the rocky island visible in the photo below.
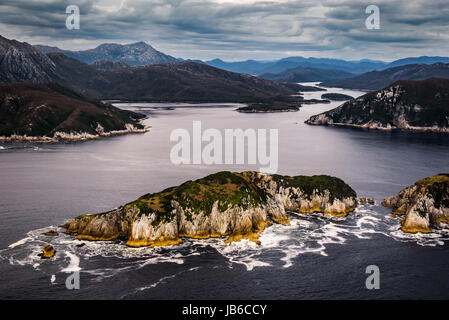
[236,103,299,113]
[382,174,449,233]
[63,171,357,247]
[0,83,148,142]
[236,97,301,113]
[301,99,331,104]
[306,78,449,133]
[321,93,354,101]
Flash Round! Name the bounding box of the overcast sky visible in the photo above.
[1,0,448,61]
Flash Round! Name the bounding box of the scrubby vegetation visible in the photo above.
[271,174,357,203]
[107,172,356,227]
[130,172,270,226]
[414,174,449,209]
[76,171,357,228]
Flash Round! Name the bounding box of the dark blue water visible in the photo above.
[1,86,449,299]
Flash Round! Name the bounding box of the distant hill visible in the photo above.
[258,57,386,75]
[205,59,273,75]
[0,35,308,102]
[47,53,309,102]
[260,66,355,82]
[0,83,147,140]
[206,57,387,75]
[306,78,449,133]
[35,41,178,66]
[321,63,449,90]
[384,56,449,69]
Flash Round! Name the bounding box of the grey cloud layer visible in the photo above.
[0,0,448,60]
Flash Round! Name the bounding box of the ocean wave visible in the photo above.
[2,205,448,281]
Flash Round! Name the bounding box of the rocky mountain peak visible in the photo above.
[0,35,56,83]
[34,40,177,66]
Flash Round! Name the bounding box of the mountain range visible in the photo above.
[0,35,306,102]
[32,39,449,86]
[3,34,449,100]
[206,56,449,78]
[206,57,387,75]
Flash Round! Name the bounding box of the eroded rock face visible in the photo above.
[382,174,449,233]
[63,171,357,247]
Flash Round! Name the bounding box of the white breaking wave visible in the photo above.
[2,205,449,284]
[61,251,81,273]
[8,237,30,248]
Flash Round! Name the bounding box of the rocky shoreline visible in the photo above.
[383,174,449,233]
[0,124,150,142]
[62,171,357,247]
[306,118,449,133]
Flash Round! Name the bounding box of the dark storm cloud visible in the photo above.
[0,0,448,60]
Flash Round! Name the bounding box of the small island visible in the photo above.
[382,174,449,233]
[236,102,299,113]
[321,93,354,101]
[236,95,302,113]
[63,171,357,247]
[301,99,331,104]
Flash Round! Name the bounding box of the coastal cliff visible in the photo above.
[63,171,357,247]
[382,174,449,233]
[306,78,449,133]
